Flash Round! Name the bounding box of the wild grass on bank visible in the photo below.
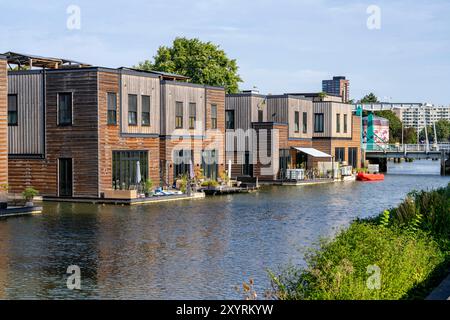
[269,183,450,300]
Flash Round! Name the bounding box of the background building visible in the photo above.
[322,76,350,103]
[394,104,450,130]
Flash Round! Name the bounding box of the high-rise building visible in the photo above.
[394,104,450,131]
[322,76,350,103]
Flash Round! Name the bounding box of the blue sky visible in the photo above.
[1,0,449,105]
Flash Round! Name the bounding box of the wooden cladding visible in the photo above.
[7,72,44,155]
[313,102,353,138]
[0,59,7,186]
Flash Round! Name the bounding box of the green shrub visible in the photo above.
[22,187,39,201]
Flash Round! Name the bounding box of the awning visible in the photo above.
[292,147,332,158]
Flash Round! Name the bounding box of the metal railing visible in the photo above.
[363,143,450,153]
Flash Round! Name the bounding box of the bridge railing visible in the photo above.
[363,143,449,153]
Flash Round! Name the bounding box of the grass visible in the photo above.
[269,183,450,300]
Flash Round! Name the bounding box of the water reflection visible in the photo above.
[0,162,449,299]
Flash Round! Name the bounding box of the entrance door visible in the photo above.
[59,158,73,197]
[243,151,253,177]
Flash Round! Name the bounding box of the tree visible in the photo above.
[403,127,417,144]
[374,110,402,143]
[359,93,379,104]
[419,120,450,142]
[135,37,242,94]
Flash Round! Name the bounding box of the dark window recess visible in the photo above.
[202,150,218,180]
[112,151,148,190]
[243,151,253,177]
[344,114,348,133]
[128,94,137,126]
[336,113,341,133]
[335,147,345,162]
[211,104,217,129]
[314,113,324,133]
[59,158,73,197]
[173,149,193,179]
[294,111,299,132]
[107,93,117,125]
[8,94,18,126]
[189,102,196,129]
[278,149,291,180]
[226,110,235,130]
[142,95,151,126]
[58,93,72,126]
[175,102,183,129]
[348,147,358,168]
[302,112,308,133]
[258,109,264,122]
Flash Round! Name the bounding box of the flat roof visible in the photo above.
[3,51,91,68]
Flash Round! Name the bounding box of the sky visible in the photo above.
[1,0,449,105]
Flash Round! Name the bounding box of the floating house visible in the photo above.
[3,53,225,200]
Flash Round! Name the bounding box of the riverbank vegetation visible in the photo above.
[270,183,450,300]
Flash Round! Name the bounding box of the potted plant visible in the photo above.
[22,187,39,207]
[143,179,153,197]
[0,184,8,210]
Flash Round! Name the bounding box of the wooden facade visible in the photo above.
[0,57,7,186]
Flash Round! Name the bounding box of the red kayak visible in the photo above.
[356,172,385,181]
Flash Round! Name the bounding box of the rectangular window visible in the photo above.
[58,93,72,126]
[348,147,358,168]
[202,150,218,180]
[175,101,183,129]
[344,114,348,133]
[336,113,341,133]
[258,109,264,122]
[128,94,137,126]
[112,151,148,190]
[8,94,18,126]
[294,111,299,132]
[226,110,235,130]
[173,149,193,179]
[335,147,345,162]
[189,102,196,129]
[302,112,308,133]
[211,104,217,129]
[107,93,117,125]
[142,95,151,126]
[314,113,324,133]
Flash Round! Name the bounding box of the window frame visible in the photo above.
[128,94,138,126]
[294,111,300,133]
[226,110,235,130]
[8,94,18,126]
[107,92,117,126]
[211,104,217,129]
[175,101,184,129]
[336,113,341,133]
[57,92,73,126]
[344,114,348,133]
[302,112,308,134]
[141,95,151,127]
[189,102,196,129]
[314,113,324,133]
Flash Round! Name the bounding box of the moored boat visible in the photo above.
[356,172,385,181]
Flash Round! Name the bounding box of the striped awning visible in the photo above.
[292,147,332,158]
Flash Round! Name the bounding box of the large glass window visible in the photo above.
[112,151,148,190]
[175,101,183,129]
[279,149,291,180]
[335,147,345,162]
[173,149,193,179]
[294,111,299,132]
[128,94,137,126]
[226,110,235,129]
[189,102,196,129]
[348,147,358,168]
[258,109,264,122]
[142,95,151,126]
[107,93,117,125]
[202,150,218,180]
[302,112,308,133]
[8,94,18,126]
[58,93,72,126]
[314,113,324,133]
[211,104,217,129]
[243,151,253,177]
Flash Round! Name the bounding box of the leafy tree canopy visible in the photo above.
[135,37,242,94]
[359,93,379,104]
[419,119,450,142]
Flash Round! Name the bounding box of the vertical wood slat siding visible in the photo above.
[120,74,160,134]
[98,71,160,193]
[0,59,8,186]
[45,70,99,197]
[161,83,205,136]
[313,102,353,138]
[7,72,44,154]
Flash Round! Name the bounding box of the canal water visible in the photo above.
[0,160,449,299]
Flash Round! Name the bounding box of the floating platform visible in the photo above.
[201,186,259,195]
[280,178,335,186]
[43,192,205,205]
[0,206,43,218]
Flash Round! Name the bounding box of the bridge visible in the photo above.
[352,102,424,111]
[364,143,450,175]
